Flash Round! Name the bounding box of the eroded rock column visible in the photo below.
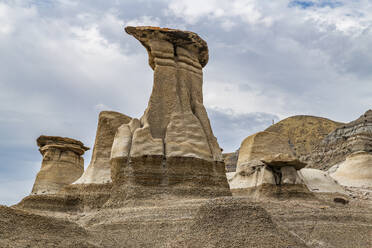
[74,111,131,184]
[31,136,89,195]
[108,26,230,204]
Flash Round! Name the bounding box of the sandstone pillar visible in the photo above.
[108,26,230,204]
[74,111,131,184]
[31,136,89,195]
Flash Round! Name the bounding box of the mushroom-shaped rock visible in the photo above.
[31,136,89,195]
[229,131,310,197]
[107,26,230,205]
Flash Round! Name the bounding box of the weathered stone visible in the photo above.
[230,131,309,197]
[330,151,372,188]
[309,110,372,170]
[228,160,276,190]
[107,26,230,205]
[297,168,346,194]
[237,131,295,168]
[123,26,221,161]
[74,111,131,184]
[31,136,89,195]
[261,153,306,170]
[223,150,239,172]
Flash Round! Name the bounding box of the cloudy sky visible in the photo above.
[1,0,371,205]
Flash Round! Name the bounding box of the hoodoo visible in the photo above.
[108,26,230,205]
[228,131,310,197]
[31,136,89,195]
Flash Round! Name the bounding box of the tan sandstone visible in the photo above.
[229,131,310,198]
[330,151,372,188]
[107,26,230,205]
[31,136,89,195]
[74,111,131,184]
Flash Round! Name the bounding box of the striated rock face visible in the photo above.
[74,111,131,184]
[107,26,230,204]
[223,150,239,172]
[31,136,89,195]
[309,110,372,170]
[265,115,342,161]
[121,26,221,161]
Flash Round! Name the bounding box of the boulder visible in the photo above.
[228,160,276,190]
[330,151,372,188]
[237,131,294,168]
[31,136,89,195]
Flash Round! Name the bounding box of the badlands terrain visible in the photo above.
[1,26,371,248]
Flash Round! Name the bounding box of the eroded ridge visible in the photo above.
[310,109,372,170]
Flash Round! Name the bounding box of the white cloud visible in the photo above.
[0,2,36,35]
[125,15,161,27]
[167,0,272,26]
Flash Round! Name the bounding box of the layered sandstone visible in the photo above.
[237,131,295,167]
[223,150,239,172]
[309,110,372,170]
[40,111,132,211]
[31,136,89,195]
[107,26,230,205]
[229,131,309,197]
[74,111,131,184]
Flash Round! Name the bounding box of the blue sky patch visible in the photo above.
[289,1,343,9]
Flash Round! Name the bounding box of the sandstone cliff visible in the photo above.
[309,110,372,170]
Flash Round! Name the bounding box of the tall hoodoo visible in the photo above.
[123,26,221,161]
[31,135,89,195]
[109,26,230,203]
